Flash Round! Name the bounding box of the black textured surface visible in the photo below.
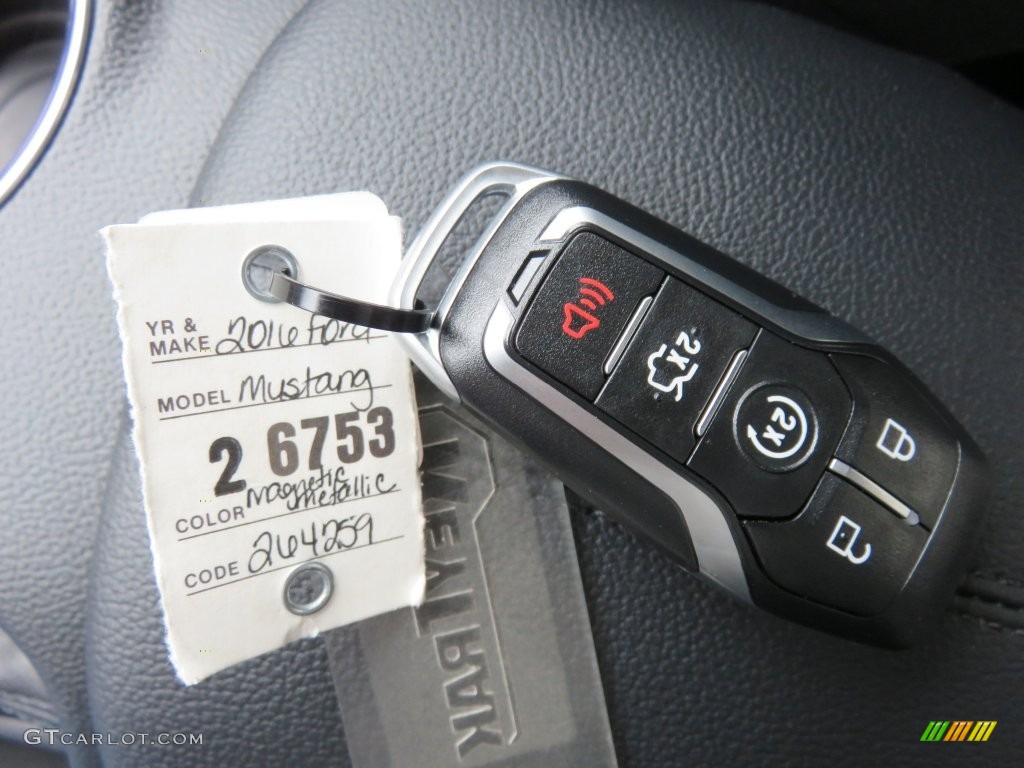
[572,509,1024,766]
[0,1,340,766]
[0,0,1022,766]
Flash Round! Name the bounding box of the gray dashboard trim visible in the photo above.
[0,0,92,207]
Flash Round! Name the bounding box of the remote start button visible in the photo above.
[689,331,851,519]
[735,383,818,472]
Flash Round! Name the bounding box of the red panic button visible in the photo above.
[562,277,615,339]
[516,232,663,400]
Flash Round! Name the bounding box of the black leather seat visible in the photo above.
[0,1,1020,765]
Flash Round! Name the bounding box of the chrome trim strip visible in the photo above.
[390,162,560,400]
[0,0,92,207]
[603,294,654,375]
[696,349,748,438]
[829,458,920,525]
[484,302,751,600]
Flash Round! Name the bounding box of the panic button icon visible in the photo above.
[562,277,615,339]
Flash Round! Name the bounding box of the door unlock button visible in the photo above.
[744,474,927,616]
[826,515,872,564]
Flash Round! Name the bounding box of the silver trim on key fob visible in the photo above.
[391,162,753,600]
[391,163,563,400]
[482,301,751,599]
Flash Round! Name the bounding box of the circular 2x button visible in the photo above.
[734,383,819,472]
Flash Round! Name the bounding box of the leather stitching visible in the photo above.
[966,570,1024,591]
[956,592,1024,613]
[952,571,1024,632]
[953,611,1024,636]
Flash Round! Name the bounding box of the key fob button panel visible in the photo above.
[689,331,852,518]
[405,167,989,646]
[595,277,757,462]
[515,232,663,399]
[831,354,958,529]
[744,473,928,616]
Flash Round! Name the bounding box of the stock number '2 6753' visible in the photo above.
[207,407,396,496]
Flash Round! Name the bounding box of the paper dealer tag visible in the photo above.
[103,194,424,685]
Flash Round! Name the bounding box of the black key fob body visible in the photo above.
[390,163,988,647]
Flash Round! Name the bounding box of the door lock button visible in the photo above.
[831,355,959,528]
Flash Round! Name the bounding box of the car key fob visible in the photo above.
[273,162,989,646]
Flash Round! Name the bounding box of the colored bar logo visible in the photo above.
[920,721,997,742]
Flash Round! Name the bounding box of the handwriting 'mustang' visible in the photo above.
[238,366,378,411]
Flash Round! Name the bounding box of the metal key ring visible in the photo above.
[241,245,434,334]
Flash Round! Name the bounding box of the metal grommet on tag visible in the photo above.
[284,562,334,615]
[242,245,300,302]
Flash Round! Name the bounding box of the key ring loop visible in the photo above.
[269,271,434,333]
[241,245,434,334]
